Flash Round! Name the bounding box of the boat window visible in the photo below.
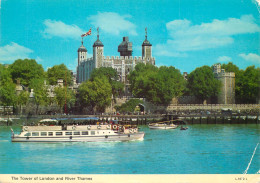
[41,132,47,136]
[48,132,53,136]
[82,131,88,135]
[32,132,39,136]
[56,132,63,136]
[73,132,80,135]
[24,133,31,136]
[65,132,72,135]
[91,131,95,135]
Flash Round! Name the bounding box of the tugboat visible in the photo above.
[11,119,144,142]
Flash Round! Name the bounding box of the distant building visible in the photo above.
[213,64,235,104]
[77,28,155,96]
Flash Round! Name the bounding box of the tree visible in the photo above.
[0,65,17,113]
[8,59,45,86]
[47,64,72,85]
[129,63,186,105]
[29,78,48,114]
[238,66,260,103]
[115,99,144,113]
[17,90,29,114]
[187,65,221,103]
[78,76,112,113]
[90,67,124,97]
[54,86,76,113]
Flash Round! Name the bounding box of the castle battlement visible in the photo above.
[79,57,94,65]
[102,56,155,61]
[217,72,235,78]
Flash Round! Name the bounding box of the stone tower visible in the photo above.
[93,27,104,68]
[142,27,152,61]
[118,37,133,56]
[214,64,235,104]
[77,40,87,65]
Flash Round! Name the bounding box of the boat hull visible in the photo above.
[11,132,145,142]
[148,126,178,129]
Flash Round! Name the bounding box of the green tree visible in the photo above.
[0,65,16,112]
[54,86,76,113]
[78,76,112,113]
[129,63,185,105]
[115,99,143,113]
[238,66,260,103]
[47,64,72,85]
[90,67,124,97]
[17,90,29,114]
[187,65,221,103]
[29,78,48,114]
[8,59,45,86]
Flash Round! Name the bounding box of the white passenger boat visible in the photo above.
[11,119,145,142]
[148,121,178,129]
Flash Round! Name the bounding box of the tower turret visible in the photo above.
[77,39,87,65]
[93,27,104,68]
[118,37,132,57]
[142,27,152,59]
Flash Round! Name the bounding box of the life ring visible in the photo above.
[24,126,28,131]
[97,125,101,129]
[87,125,91,129]
[106,125,111,129]
[112,125,118,130]
[72,126,76,130]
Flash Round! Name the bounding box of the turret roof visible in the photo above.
[78,45,87,52]
[93,39,104,47]
[142,38,152,46]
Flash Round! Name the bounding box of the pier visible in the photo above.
[2,113,259,126]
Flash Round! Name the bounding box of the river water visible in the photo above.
[0,123,259,174]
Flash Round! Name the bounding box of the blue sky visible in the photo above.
[0,0,259,73]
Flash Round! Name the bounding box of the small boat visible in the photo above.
[180,126,188,130]
[11,119,145,142]
[148,121,178,129]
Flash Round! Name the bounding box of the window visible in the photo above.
[65,132,72,135]
[91,131,95,135]
[73,132,80,135]
[56,132,63,136]
[32,132,39,136]
[24,133,31,136]
[82,131,88,135]
[41,132,47,136]
[48,132,53,136]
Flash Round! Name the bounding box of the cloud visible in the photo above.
[88,12,137,36]
[0,42,33,63]
[217,56,232,62]
[43,19,84,39]
[154,15,260,57]
[239,53,260,64]
[35,56,43,63]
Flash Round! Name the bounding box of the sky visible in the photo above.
[0,0,259,73]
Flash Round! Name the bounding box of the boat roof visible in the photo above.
[55,117,99,121]
[39,119,58,123]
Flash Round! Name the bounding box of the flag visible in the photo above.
[81,28,92,37]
